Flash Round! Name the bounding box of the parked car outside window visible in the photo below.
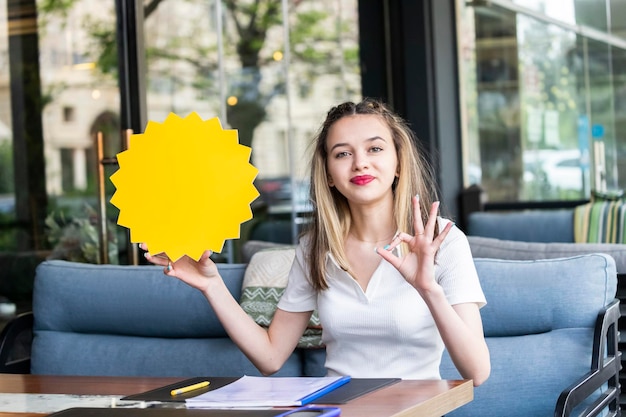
[523,149,585,195]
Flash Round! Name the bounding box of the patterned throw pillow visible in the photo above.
[574,198,626,243]
[239,247,323,349]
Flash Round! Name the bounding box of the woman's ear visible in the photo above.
[328,175,335,187]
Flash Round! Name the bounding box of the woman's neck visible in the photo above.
[348,211,396,244]
[347,196,396,243]
[348,230,396,245]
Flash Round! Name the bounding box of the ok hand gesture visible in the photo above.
[375,196,453,293]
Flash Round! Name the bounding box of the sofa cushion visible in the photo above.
[31,332,303,377]
[33,260,246,338]
[467,209,574,242]
[239,248,323,349]
[473,254,616,337]
[241,240,293,263]
[468,235,626,273]
[442,328,595,417]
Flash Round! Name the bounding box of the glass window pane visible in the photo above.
[512,0,578,26]
[572,0,608,32]
[458,0,625,203]
[586,38,618,192]
[144,2,219,121]
[0,0,362,267]
[610,0,626,40]
[510,0,617,37]
[37,0,122,263]
[144,0,360,248]
[473,6,523,202]
[518,16,587,200]
[0,0,15,251]
[613,46,626,189]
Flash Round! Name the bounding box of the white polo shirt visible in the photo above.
[277,219,486,379]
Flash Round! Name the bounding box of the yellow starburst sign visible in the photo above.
[110,112,259,261]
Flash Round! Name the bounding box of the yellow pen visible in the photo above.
[170,380,210,396]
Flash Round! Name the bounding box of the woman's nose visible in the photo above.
[352,152,369,170]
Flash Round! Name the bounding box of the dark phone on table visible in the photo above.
[274,406,341,417]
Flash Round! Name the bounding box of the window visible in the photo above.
[0,0,362,262]
[143,0,361,246]
[458,0,626,202]
[62,106,75,123]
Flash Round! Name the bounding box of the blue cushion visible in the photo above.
[441,329,594,417]
[440,253,617,417]
[468,209,574,242]
[468,236,626,274]
[33,260,246,338]
[474,254,616,336]
[301,348,327,377]
[31,331,303,377]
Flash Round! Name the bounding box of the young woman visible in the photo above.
[143,98,490,386]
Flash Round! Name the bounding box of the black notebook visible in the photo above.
[122,377,400,405]
[123,377,239,402]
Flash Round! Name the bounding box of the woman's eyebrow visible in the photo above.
[329,136,387,152]
[368,136,387,143]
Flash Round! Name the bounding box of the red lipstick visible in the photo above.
[350,175,374,185]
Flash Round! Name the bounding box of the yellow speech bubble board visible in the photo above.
[110,112,259,261]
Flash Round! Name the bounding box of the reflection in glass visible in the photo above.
[143,0,360,248]
[143,0,359,180]
[33,0,122,262]
[518,15,586,200]
[0,0,15,249]
[512,0,577,26]
[459,0,625,203]
[613,46,626,188]
[0,0,362,263]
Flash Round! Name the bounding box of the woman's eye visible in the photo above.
[335,151,350,158]
[370,146,383,153]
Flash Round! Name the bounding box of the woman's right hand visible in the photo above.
[140,244,220,293]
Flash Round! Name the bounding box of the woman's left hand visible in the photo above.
[376,195,453,292]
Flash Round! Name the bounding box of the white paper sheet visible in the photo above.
[0,393,167,414]
[186,375,350,408]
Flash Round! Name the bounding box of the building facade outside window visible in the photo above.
[457,0,626,203]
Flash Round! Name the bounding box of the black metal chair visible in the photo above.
[555,299,621,417]
[0,311,33,374]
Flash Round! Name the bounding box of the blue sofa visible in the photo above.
[30,261,325,378]
[467,209,576,242]
[4,246,620,417]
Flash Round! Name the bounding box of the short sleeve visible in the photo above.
[436,219,487,308]
[277,240,318,312]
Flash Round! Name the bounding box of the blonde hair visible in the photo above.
[306,98,439,290]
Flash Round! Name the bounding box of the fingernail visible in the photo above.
[383,244,390,250]
[374,247,379,253]
[415,194,420,200]
[167,262,172,271]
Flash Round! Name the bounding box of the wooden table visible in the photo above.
[0,375,473,417]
